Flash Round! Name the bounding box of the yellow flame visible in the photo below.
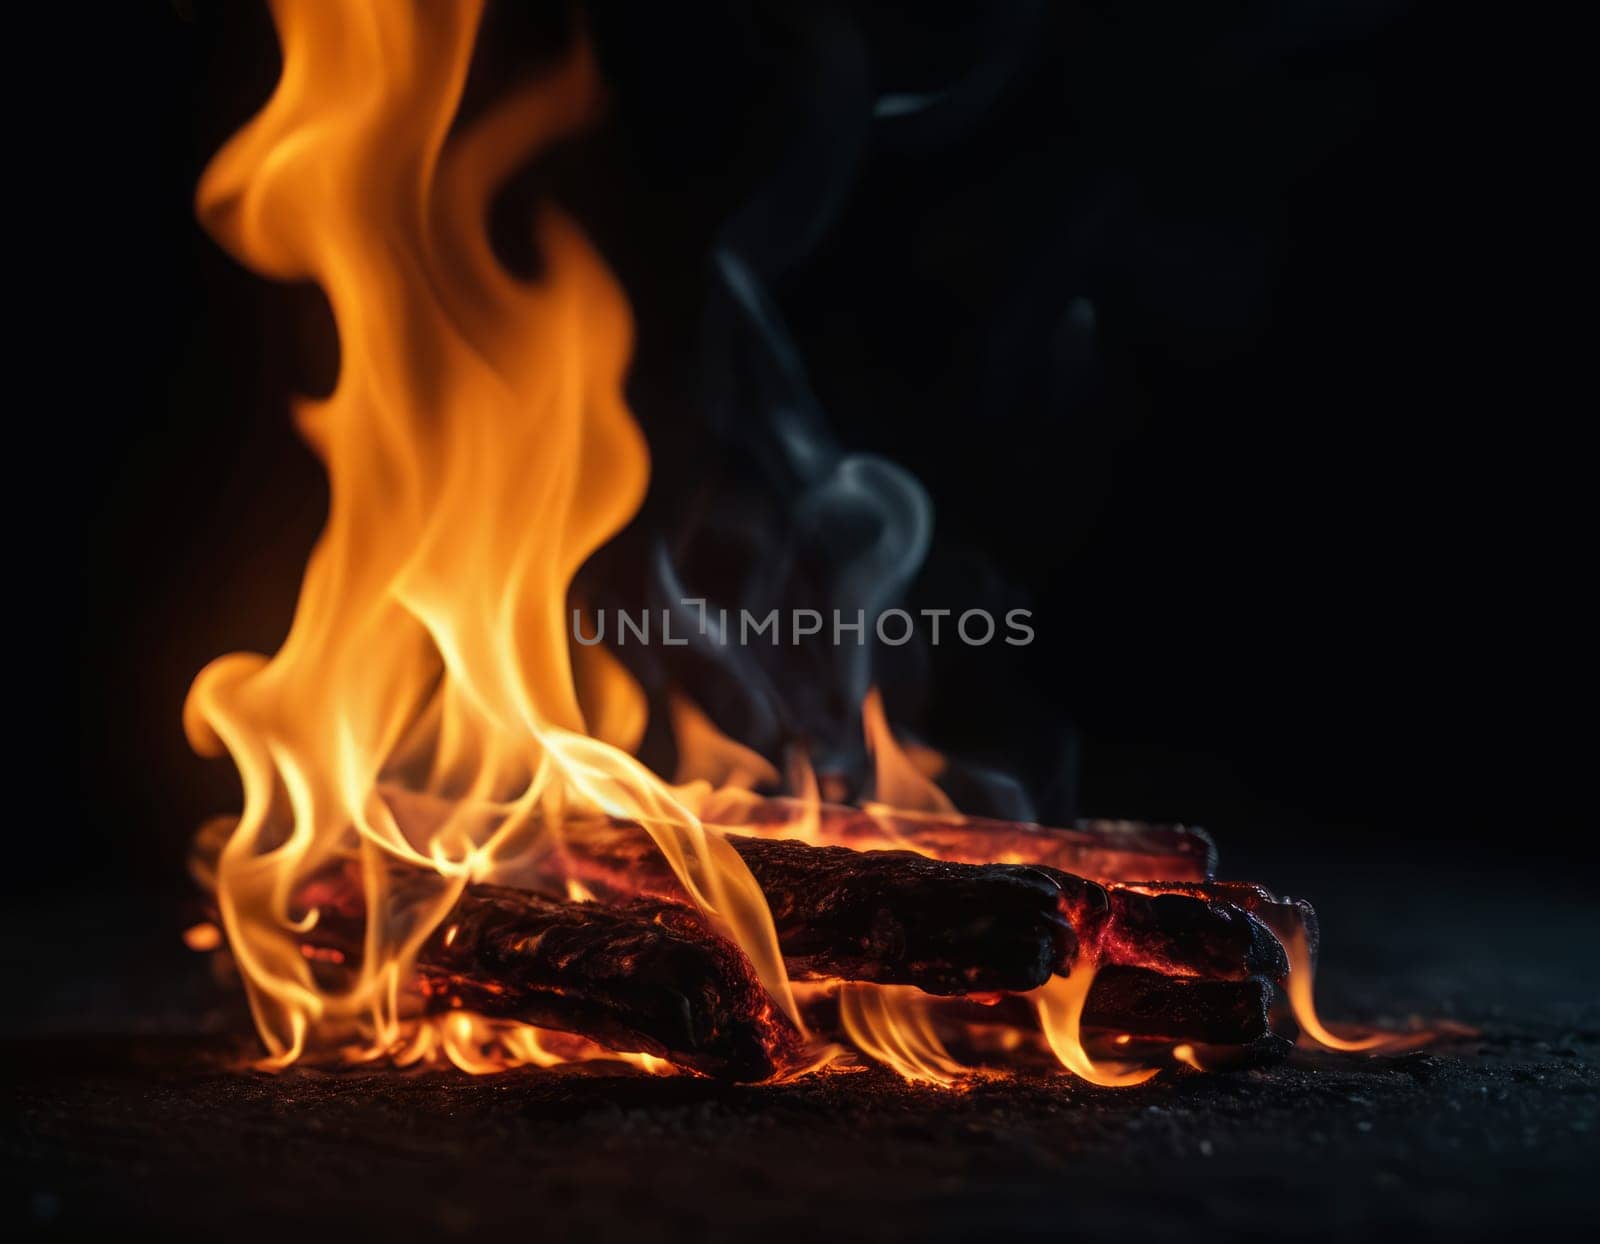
[1280,923,1435,1054]
[385,1011,678,1077]
[1033,966,1161,1087]
[862,687,955,814]
[1172,1043,1203,1070]
[669,695,780,791]
[837,984,970,1086]
[781,749,824,842]
[571,637,649,756]
[184,0,796,1068]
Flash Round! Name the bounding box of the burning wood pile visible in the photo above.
[192,779,1400,1085]
[180,1,1430,1087]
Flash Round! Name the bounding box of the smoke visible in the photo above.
[584,1,1065,813]
[652,238,936,776]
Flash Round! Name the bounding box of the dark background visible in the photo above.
[40,0,1567,912]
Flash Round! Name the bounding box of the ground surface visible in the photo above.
[5,843,1597,1241]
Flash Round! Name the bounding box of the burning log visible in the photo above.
[539,823,1078,995]
[382,790,1281,991]
[295,873,807,1082]
[944,969,1284,1048]
[211,819,1304,1081]
[799,967,1293,1073]
[538,821,1283,990]
[1119,880,1319,962]
[727,836,1075,994]
[1058,878,1291,982]
[1083,967,1277,1045]
[720,798,1216,883]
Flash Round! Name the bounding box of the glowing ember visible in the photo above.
[182,922,222,952]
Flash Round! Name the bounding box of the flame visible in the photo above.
[862,687,955,815]
[1032,966,1160,1088]
[836,984,970,1087]
[570,637,649,756]
[183,922,222,952]
[184,0,794,1069]
[1280,923,1437,1054]
[781,748,824,842]
[669,695,779,791]
[393,1011,676,1077]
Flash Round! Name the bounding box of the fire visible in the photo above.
[1033,967,1161,1088]
[183,0,792,1070]
[669,695,779,792]
[182,922,222,953]
[836,984,969,1087]
[862,686,954,815]
[1278,924,1438,1054]
[183,0,1431,1088]
[399,1011,677,1078]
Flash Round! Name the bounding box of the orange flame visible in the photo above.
[837,984,970,1087]
[669,694,779,792]
[184,0,794,1069]
[1280,924,1438,1054]
[406,1011,677,1078]
[862,686,955,815]
[182,922,222,952]
[1171,1043,1203,1070]
[1032,966,1160,1088]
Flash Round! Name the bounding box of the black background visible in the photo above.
[41,0,1569,909]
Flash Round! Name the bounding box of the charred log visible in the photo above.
[539,821,1282,991]
[720,798,1216,883]
[297,874,807,1082]
[1119,881,1319,964]
[727,836,1076,995]
[944,969,1285,1048]
[542,823,1077,994]
[381,789,1281,989]
[801,968,1293,1070]
[1090,884,1289,982]
[1082,967,1276,1045]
